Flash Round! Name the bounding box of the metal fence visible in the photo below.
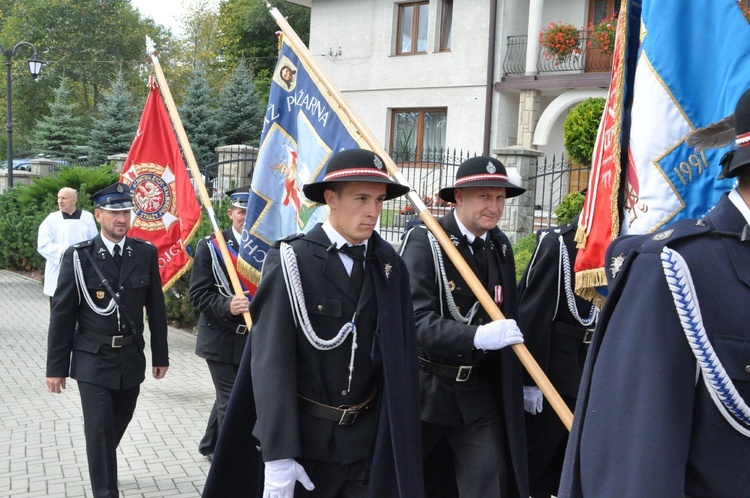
[529,153,589,230]
[503,32,612,75]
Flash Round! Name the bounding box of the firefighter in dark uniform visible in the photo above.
[189,186,251,460]
[202,149,425,497]
[45,182,169,498]
[517,210,599,498]
[559,88,750,497]
[400,156,530,497]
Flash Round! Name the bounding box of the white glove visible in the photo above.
[523,386,544,414]
[473,319,524,350]
[263,458,315,498]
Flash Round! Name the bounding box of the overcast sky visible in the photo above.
[130,0,185,35]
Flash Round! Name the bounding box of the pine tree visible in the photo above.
[31,77,88,159]
[217,60,264,146]
[179,68,220,167]
[88,72,139,166]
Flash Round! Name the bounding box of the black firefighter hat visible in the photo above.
[439,156,525,203]
[302,149,409,205]
[89,182,133,211]
[720,88,750,179]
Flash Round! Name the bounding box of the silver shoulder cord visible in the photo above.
[72,249,118,316]
[661,246,750,437]
[559,236,599,326]
[425,230,479,324]
[207,241,233,298]
[279,241,359,394]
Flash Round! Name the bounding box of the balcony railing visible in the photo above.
[503,30,613,75]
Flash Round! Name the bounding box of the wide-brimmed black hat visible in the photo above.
[89,182,133,211]
[719,88,750,179]
[302,149,409,204]
[225,185,250,209]
[439,156,525,203]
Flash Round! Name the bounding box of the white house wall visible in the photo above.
[307,0,499,153]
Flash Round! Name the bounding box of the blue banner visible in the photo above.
[237,37,366,291]
[622,0,750,234]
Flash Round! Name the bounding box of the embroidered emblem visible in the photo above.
[501,244,507,257]
[121,162,179,231]
[448,280,456,292]
[652,229,674,241]
[373,155,384,170]
[449,234,460,247]
[486,161,496,174]
[610,253,625,279]
[96,290,106,300]
[383,263,392,279]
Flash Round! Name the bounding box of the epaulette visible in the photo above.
[131,237,155,246]
[72,239,94,249]
[639,217,712,254]
[274,232,304,248]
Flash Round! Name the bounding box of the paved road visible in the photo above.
[0,270,215,497]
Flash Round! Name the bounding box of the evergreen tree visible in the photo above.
[88,72,139,166]
[31,77,88,159]
[217,60,264,146]
[180,68,220,167]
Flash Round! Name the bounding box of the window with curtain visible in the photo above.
[390,108,447,163]
[440,0,453,51]
[397,2,429,55]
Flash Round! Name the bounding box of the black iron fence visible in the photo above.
[529,153,589,230]
[503,31,612,75]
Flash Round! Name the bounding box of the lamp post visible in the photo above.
[2,42,42,189]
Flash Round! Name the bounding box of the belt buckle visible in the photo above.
[583,328,595,344]
[236,324,248,335]
[456,365,472,382]
[111,335,124,348]
[338,407,358,426]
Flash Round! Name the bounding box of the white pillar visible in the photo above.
[525,0,544,76]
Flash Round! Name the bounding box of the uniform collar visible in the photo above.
[453,211,487,245]
[728,188,750,225]
[100,234,125,257]
[321,220,369,251]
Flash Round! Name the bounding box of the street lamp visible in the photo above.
[3,42,42,188]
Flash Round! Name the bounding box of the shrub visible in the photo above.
[555,191,585,225]
[563,97,606,165]
[512,232,538,283]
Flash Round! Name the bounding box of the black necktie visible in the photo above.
[341,244,365,294]
[113,245,122,269]
[471,237,487,283]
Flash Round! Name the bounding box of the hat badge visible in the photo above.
[373,155,384,170]
[116,184,125,193]
[486,162,496,174]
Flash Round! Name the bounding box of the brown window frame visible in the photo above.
[390,108,447,164]
[396,1,429,55]
[439,0,453,52]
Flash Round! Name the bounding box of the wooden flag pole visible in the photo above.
[149,51,253,330]
[267,5,572,430]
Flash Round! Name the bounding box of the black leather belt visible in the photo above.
[553,322,595,344]
[298,387,377,426]
[79,328,141,348]
[418,357,474,382]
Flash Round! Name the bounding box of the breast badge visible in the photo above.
[96,290,106,300]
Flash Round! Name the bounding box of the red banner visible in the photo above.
[120,76,202,291]
[573,6,633,306]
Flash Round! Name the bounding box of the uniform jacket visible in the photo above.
[37,209,98,296]
[400,211,528,497]
[202,225,424,498]
[559,194,750,497]
[518,220,597,398]
[189,229,248,365]
[46,234,169,391]
[518,220,598,496]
